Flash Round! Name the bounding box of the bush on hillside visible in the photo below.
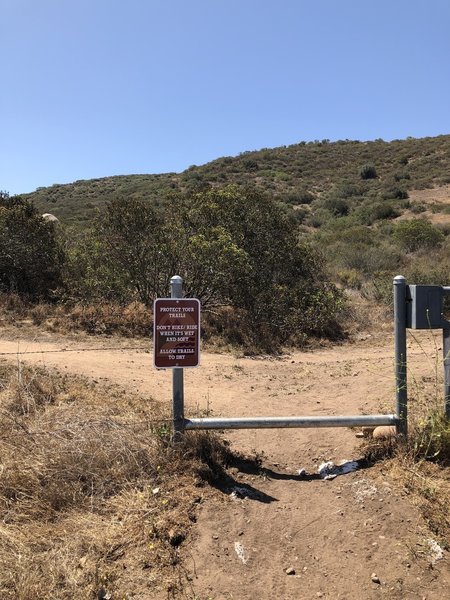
[393,219,444,253]
[355,201,400,225]
[67,186,344,350]
[0,192,63,300]
[359,164,378,180]
[320,197,350,217]
[167,187,345,349]
[63,229,131,303]
[284,190,315,205]
[381,185,409,200]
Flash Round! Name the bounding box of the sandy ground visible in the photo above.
[0,329,449,599]
[399,185,450,225]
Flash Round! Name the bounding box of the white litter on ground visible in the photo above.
[234,542,248,564]
[318,460,360,480]
[229,486,260,500]
[347,478,378,502]
[426,538,444,564]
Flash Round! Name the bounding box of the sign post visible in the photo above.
[153,276,200,438]
[394,275,407,436]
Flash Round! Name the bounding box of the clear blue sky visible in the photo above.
[2,0,450,195]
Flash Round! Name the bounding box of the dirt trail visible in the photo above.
[0,332,449,599]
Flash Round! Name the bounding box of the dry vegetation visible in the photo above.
[0,294,153,339]
[0,362,234,599]
[363,347,450,549]
[25,135,450,224]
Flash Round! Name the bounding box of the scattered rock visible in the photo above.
[426,538,444,564]
[234,542,248,564]
[285,567,296,575]
[371,573,381,584]
[373,426,397,440]
[42,212,60,223]
[362,426,376,438]
[168,529,185,547]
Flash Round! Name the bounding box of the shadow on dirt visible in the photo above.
[194,432,372,503]
[211,455,374,503]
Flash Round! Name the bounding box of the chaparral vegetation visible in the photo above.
[1,133,450,598]
[3,134,450,350]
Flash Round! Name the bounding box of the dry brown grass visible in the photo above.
[0,362,232,599]
[0,293,32,326]
[50,302,153,337]
[361,341,450,549]
[0,295,153,338]
[362,435,450,547]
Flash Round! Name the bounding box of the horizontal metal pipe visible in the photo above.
[184,414,397,430]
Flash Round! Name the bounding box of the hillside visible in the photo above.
[23,134,450,225]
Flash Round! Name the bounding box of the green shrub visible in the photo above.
[411,411,450,463]
[371,202,400,221]
[331,242,402,275]
[410,202,427,214]
[332,182,364,198]
[321,197,350,217]
[306,208,333,228]
[65,187,344,351]
[382,185,409,200]
[359,164,377,180]
[355,201,399,225]
[336,268,363,289]
[0,193,63,300]
[285,190,315,205]
[394,171,411,182]
[393,219,444,252]
[242,158,259,171]
[290,206,309,224]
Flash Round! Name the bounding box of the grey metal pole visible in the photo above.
[443,328,450,419]
[170,275,185,439]
[184,414,397,430]
[394,275,408,435]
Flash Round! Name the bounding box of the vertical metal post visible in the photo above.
[443,328,450,419]
[170,275,185,439]
[394,275,408,435]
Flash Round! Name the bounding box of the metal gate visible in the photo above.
[162,276,450,438]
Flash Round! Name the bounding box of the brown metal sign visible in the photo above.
[153,298,200,368]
